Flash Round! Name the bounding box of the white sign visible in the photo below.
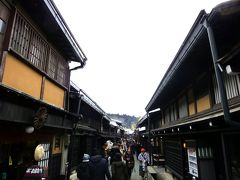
[187,147,198,177]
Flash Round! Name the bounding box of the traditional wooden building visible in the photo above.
[144,1,240,180]
[136,114,148,148]
[68,82,122,177]
[0,0,87,179]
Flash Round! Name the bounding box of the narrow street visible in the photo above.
[107,154,143,180]
[129,154,173,180]
[69,152,174,180]
[130,155,143,180]
[1,1,240,180]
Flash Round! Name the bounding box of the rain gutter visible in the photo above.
[202,1,240,128]
[202,2,240,180]
[44,0,87,66]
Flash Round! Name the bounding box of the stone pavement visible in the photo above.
[130,154,174,180]
[152,167,174,180]
[70,154,174,180]
[130,155,142,180]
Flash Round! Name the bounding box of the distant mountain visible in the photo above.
[108,113,140,129]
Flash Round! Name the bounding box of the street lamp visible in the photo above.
[147,108,160,165]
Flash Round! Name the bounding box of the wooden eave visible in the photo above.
[0,84,75,129]
[146,10,208,111]
[146,1,240,111]
[151,96,240,133]
[14,0,87,65]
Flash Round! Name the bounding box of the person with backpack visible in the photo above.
[77,154,90,180]
[123,147,135,178]
[137,148,149,179]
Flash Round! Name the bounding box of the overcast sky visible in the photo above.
[54,0,225,117]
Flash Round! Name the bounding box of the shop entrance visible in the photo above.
[0,141,46,180]
[227,133,240,179]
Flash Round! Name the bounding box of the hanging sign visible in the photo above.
[33,107,48,129]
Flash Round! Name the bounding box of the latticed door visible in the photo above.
[38,143,50,179]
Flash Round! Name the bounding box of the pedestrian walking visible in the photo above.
[138,148,149,179]
[123,148,135,178]
[105,140,113,162]
[109,143,121,165]
[89,149,112,180]
[111,153,129,180]
[77,154,90,180]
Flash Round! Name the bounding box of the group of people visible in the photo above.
[77,149,111,180]
[77,140,149,180]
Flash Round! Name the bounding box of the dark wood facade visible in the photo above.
[0,0,86,179]
[140,1,240,180]
[68,82,123,177]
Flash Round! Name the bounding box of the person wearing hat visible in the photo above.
[137,148,149,179]
[77,154,90,180]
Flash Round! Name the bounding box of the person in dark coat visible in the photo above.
[77,154,90,180]
[89,149,112,180]
[109,143,121,164]
[123,148,135,178]
[111,153,129,180]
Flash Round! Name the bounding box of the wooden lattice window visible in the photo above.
[11,11,69,88]
[56,57,68,86]
[11,12,49,71]
[11,13,31,59]
[28,32,49,70]
[48,49,57,79]
[38,143,50,178]
[48,49,68,86]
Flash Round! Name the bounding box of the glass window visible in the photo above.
[0,19,6,52]
[0,19,6,33]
